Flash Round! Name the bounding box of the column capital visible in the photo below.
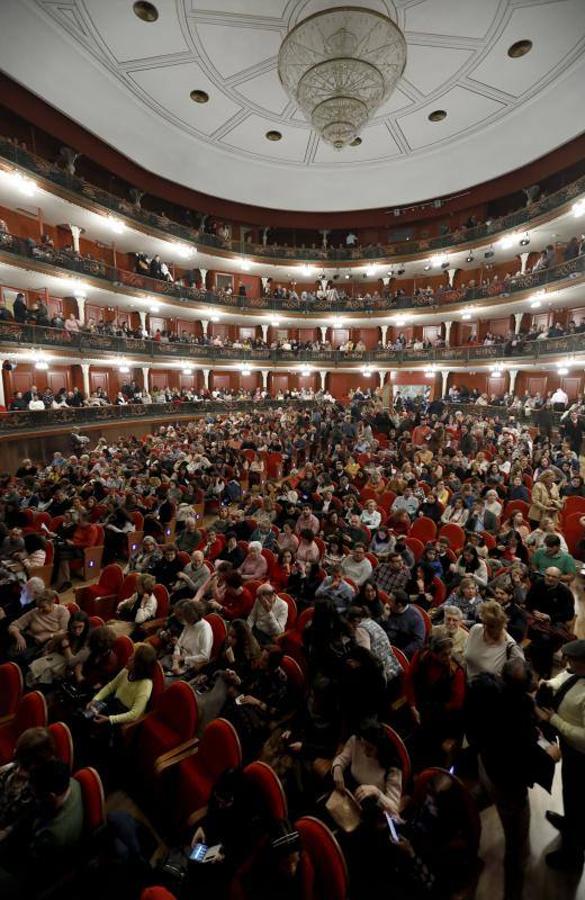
[201,319,209,335]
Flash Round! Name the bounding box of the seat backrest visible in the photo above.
[405,536,424,562]
[295,816,348,900]
[74,766,106,835]
[99,563,124,595]
[157,681,198,741]
[43,541,55,565]
[49,722,74,771]
[153,584,170,618]
[198,718,242,780]
[383,723,411,785]
[410,516,438,542]
[281,655,306,700]
[390,645,410,672]
[244,761,288,821]
[150,661,166,706]
[131,511,144,530]
[413,767,481,854]
[113,634,134,670]
[279,592,297,628]
[0,662,23,718]
[119,572,139,601]
[438,523,465,552]
[14,690,48,736]
[431,576,447,608]
[92,525,105,546]
[204,613,228,659]
[176,551,190,568]
[412,604,432,638]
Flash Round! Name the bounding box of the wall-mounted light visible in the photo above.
[430,253,448,268]
[240,259,252,271]
[497,232,520,250]
[0,169,37,196]
[34,361,49,371]
[119,366,130,374]
[572,199,585,218]
[241,367,251,376]
[105,215,125,234]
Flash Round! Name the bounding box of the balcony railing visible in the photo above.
[2,320,585,367]
[0,398,316,434]
[1,137,584,264]
[1,228,584,316]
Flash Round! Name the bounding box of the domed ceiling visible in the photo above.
[1,0,584,210]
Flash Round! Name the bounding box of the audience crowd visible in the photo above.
[0,390,583,899]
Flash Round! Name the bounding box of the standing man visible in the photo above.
[536,639,585,870]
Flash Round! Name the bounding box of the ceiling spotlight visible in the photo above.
[331,319,343,328]
[34,361,48,371]
[0,169,38,196]
[350,137,362,147]
[572,199,585,218]
[557,367,569,376]
[365,265,378,277]
[105,215,125,234]
[441,261,450,270]
[430,253,448,267]
[484,250,494,259]
[119,365,130,374]
[508,39,533,58]
[210,315,221,323]
[424,369,436,378]
[241,367,251,376]
[466,254,474,263]
[173,243,195,257]
[497,232,520,250]
[190,90,209,104]
[345,273,351,280]
[300,264,315,277]
[266,130,282,141]
[133,1,159,22]
[182,367,193,375]
[424,264,431,272]
[428,109,447,122]
[270,319,281,328]
[240,259,251,271]
[396,266,405,276]
[300,368,311,377]
[519,234,530,246]
[395,317,407,327]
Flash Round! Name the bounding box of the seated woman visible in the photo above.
[296,529,320,566]
[500,510,530,543]
[161,599,213,677]
[322,536,344,572]
[5,533,47,580]
[332,720,402,817]
[271,548,293,592]
[437,576,483,628]
[27,610,90,688]
[212,619,261,682]
[115,573,158,639]
[86,642,157,725]
[8,590,70,667]
[0,727,57,848]
[525,515,569,553]
[59,624,118,705]
[276,521,299,555]
[103,506,135,564]
[152,543,184,588]
[464,599,524,681]
[369,525,392,560]
[454,544,489,588]
[357,580,385,622]
[440,497,469,527]
[208,571,253,621]
[126,534,161,574]
[406,634,465,767]
[238,542,268,583]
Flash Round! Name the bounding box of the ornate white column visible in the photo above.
[198,268,208,289]
[261,277,270,294]
[319,279,328,292]
[378,370,386,387]
[447,267,458,287]
[202,368,210,390]
[261,370,269,392]
[519,252,530,275]
[201,319,209,337]
[380,324,389,346]
[441,370,450,398]
[262,228,269,247]
[261,324,269,342]
[514,312,524,334]
[138,310,147,334]
[319,326,328,342]
[69,225,82,254]
[319,229,330,249]
[141,366,149,393]
[319,370,327,391]
[75,294,86,325]
[80,363,90,398]
[382,277,391,288]
[508,368,518,395]
[444,320,453,346]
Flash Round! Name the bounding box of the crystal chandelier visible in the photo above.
[278,6,407,149]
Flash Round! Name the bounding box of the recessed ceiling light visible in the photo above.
[133,2,158,23]
[266,130,282,141]
[350,137,362,146]
[508,39,532,58]
[190,90,209,104]
[428,110,447,122]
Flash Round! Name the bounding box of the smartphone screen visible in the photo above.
[189,843,208,862]
[385,813,399,844]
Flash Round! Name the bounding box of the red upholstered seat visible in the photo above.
[205,613,228,659]
[438,523,466,552]
[75,563,125,618]
[133,682,199,779]
[243,761,288,821]
[503,500,529,520]
[0,662,23,722]
[0,691,48,764]
[74,766,106,835]
[295,816,348,900]
[405,536,424,562]
[383,724,411,785]
[112,634,134,671]
[413,767,481,855]
[279,592,298,628]
[166,718,242,828]
[431,576,447,608]
[281,655,306,701]
[49,721,74,770]
[410,516,438,543]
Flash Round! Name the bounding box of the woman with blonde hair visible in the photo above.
[464,599,524,680]
[528,470,563,528]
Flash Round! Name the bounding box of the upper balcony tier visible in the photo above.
[1,137,584,269]
[1,226,584,319]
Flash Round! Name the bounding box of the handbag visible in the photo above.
[325,789,362,832]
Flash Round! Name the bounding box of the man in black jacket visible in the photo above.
[525,567,575,676]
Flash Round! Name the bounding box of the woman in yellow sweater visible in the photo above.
[87,643,156,725]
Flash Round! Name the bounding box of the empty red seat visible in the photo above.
[130,681,199,780]
[243,761,288,822]
[295,816,348,900]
